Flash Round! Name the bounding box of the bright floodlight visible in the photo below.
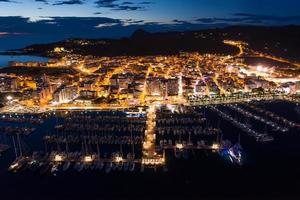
[256,65,263,72]
[6,96,13,101]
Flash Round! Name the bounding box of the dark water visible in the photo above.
[0,35,51,68]
[0,102,300,200]
[0,55,49,68]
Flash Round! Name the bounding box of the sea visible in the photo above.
[0,37,300,200]
[0,35,52,68]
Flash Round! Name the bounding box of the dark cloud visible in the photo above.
[112,5,144,11]
[139,1,154,5]
[53,0,84,6]
[94,0,117,8]
[196,17,245,23]
[0,0,18,3]
[35,0,48,4]
[0,16,228,38]
[173,19,190,24]
[121,19,144,25]
[122,1,133,5]
[94,0,148,11]
[196,14,300,25]
[196,18,217,23]
[233,13,300,22]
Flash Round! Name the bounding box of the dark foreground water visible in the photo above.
[0,101,300,200]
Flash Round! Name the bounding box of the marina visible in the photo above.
[0,100,299,176]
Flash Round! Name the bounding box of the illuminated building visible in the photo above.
[53,86,78,103]
[295,81,300,93]
[166,78,179,96]
[79,90,98,98]
[195,81,207,95]
[146,78,166,96]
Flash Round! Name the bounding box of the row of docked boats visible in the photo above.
[156,127,220,136]
[64,115,146,124]
[0,126,36,136]
[60,123,145,134]
[159,139,208,149]
[227,104,289,133]
[156,117,206,126]
[0,114,44,125]
[210,106,274,143]
[245,104,300,129]
[8,152,137,175]
[155,107,220,136]
[43,135,143,145]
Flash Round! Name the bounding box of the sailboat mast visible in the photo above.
[17,133,22,157]
[12,135,18,158]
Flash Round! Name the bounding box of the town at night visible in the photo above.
[0,0,300,199]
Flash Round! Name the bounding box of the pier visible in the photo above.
[142,105,165,166]
[210,106,274,143]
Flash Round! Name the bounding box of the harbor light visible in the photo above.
[9,163,19,170]
[6,95,13,101]
[211,143,220,150]
[115,156,123,163]
[54,154,63,162]
[84,155,93,163]
[176,143,184,150]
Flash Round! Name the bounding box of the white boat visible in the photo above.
[129,162,135,172]
[51,163,60,175]
[8,157,28,172]
[228,144,242,165]
[257,134,274,143]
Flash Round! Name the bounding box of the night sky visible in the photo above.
[0,0,300,47]
[1,0,300,22]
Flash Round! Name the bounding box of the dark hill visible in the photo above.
[20,29,238,57]
[19,25,300,61]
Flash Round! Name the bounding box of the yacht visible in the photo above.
[51,163,60,176]
[228,144,243,166]
[129,162,135,172]
[257,134,274,143]
[8,157,28,172]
